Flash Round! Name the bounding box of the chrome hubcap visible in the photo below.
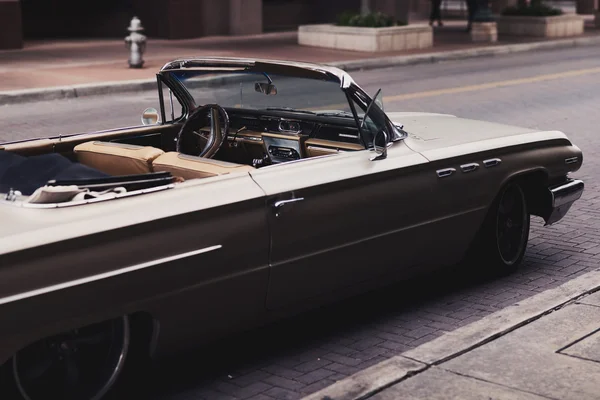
[13,316,130,400]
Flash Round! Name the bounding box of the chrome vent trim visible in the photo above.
[483,158,502,168]
[437,168,456,178]
[565,157,579,165]
[460,163,479,173]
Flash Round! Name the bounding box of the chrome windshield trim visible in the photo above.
[0,245,222,306]
[160,57,354,88]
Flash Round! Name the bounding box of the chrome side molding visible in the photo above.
[0,245,223,306]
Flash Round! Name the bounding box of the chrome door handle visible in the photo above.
[273,197,304,217]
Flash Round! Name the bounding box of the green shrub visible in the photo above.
[336,11,406,28]
[502,0,563,16]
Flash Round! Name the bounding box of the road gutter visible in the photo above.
[2,35,600,106]
[301,266,600,400]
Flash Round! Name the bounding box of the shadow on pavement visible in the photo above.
[141,260,498,398]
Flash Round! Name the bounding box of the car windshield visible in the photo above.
[169,70,354,115]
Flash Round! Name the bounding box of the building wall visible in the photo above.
[13,0,443,43]
[1,0,584,49]
[0,0,23,49]
[263,0,361,32]
[21,0,134,38]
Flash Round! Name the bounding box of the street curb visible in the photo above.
[1,34,600,106]
[301,266,600,400]
[0,78,157,106]
[331,34,600,72]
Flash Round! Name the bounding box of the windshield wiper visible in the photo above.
[265,107,317,115]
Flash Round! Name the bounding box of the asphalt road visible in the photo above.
[2,46,600,400]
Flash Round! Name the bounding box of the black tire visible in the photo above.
[467,182,531,276]
[5,316,130,400]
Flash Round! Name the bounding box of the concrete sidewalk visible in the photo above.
[1,19,600,105]
[303,267,600,400]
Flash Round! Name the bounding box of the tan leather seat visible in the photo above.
[152,152,254,180]
[73,141,164,176]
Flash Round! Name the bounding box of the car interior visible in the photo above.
[0,62,388,201]
[0,103,366,198]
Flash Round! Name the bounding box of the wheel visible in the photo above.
[468,182,530,276]
[10,316,130,400]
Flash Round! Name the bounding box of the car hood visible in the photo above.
[387,112,569,160]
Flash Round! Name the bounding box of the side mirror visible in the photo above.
[141,107,160,125]
[255,82,277,95]
[371,130,388,161]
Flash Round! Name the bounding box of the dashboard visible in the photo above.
[223,109,364,165]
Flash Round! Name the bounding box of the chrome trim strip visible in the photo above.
[436,168,456,178]
[483,158,502,168]
[0,245,222,306]
[460,162,479,173]
[339,133,359,139]
[227,135,262,142]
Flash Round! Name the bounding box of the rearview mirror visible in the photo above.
[141,107,160,125]
[255,82,277,95]
[371,130,388,161]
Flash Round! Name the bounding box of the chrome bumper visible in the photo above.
[545,179,584,226]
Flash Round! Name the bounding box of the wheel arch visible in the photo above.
[498,168,551,219]
[127,311,160,362]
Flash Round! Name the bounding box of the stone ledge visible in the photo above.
[497,14,585,37]
[471,22,498,43]
[298,23,433,52]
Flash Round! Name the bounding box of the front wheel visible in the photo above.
[10,316,130,400]
[468,182,530,276]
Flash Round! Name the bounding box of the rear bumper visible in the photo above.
[544,178,584,226]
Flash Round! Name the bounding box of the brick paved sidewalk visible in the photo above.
[304,268,600,400]
[370,280,600,400]
[1,19,598,92]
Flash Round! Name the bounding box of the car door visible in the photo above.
[250,141,437,310]
[0,172,272,359]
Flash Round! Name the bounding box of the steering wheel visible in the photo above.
[176,104,230,158]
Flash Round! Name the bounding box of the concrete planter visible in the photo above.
[471,22,498,42]
[298,24,433,52]
[497,14,585,37]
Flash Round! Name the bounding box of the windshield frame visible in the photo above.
[159,64,405,148]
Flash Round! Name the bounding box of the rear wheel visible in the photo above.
[468,182,530,276]
[11,316,130,400]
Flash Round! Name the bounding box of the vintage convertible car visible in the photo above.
[0,57,584,400]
